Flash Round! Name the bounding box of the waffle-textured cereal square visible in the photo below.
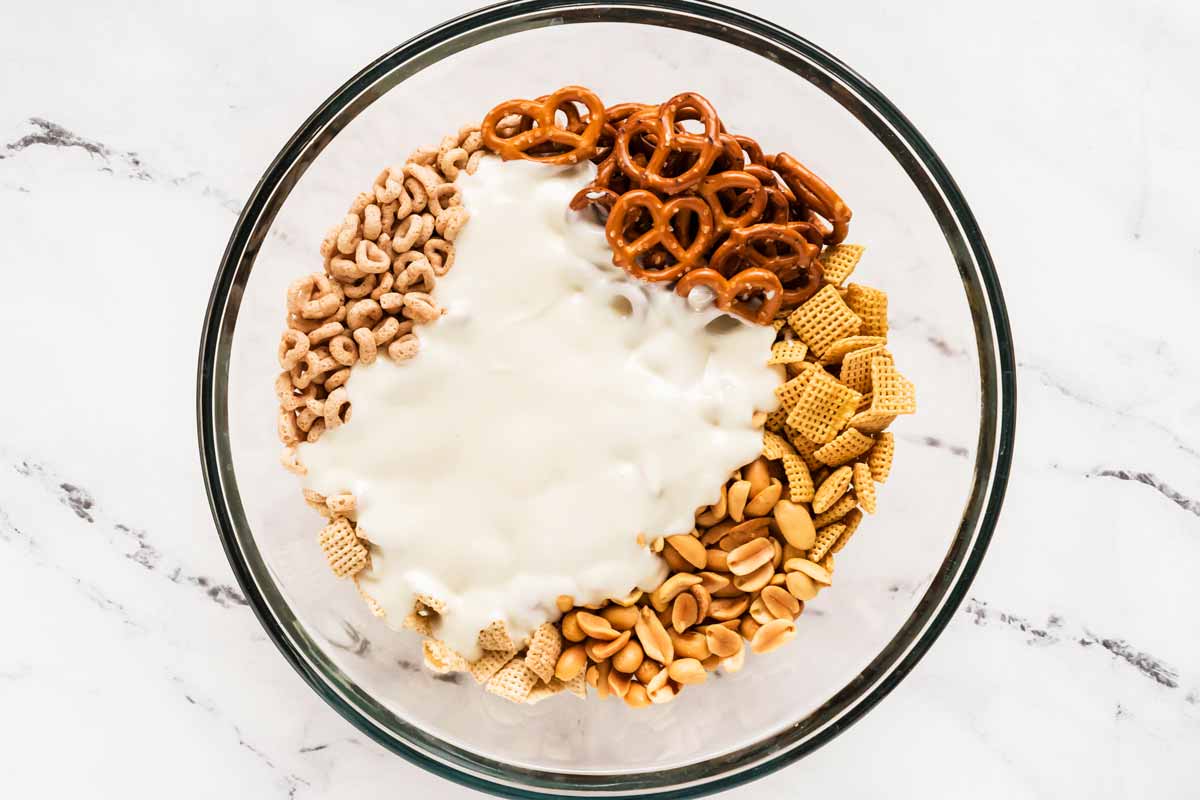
[782,453,815,503]
[818,244,866,285]
[867,432,895,482]
[318,517,368,578]
[787,284,863,357]
[813,428,875,467]
[785,369,862,444]
[839,345,891,394]
[845,283,888,338]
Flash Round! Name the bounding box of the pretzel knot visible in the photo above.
[614,93,724,195]
[480,86,607,165]
[709,222,819,280]
[674,267,783,326]
[698,171,768,233]
[605,190,715,282]
[768,152,852,245]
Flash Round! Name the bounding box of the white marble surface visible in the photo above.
[1,0,1198,797]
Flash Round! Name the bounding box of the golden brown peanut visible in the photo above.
[786,570,820,601]
[744,479,783,517]
[554,644,587,681]
[612,639,645,674]
[744,457,771,497]
[695,483,729,527]
[669,629,711,661]
[705,549,730,572]
[600,604,640,631]
[712,579,745,598]
[645,667,677,704]
[750,618,796,654]
[672,592,698,633]
[698,570,730,594]
[635,660,660,685]
[668,658,707,685]
[700,519,735,546]
[761,585,802,619]
[650,573,703,611]
[609,589,643,607]
[624,682,651,708]
[561,611,586,642]
[586,630,631,661]
[727,480,752,522]
[774,500,817,549]
[690,584,711,622]
[593,660,612,700]
[701,654,722,672]
[709,595,751,621]
[635,607,674,665]
[607,668,632,698]
[721,647,746,673]
[784,558,833,586]
[705,623,743,658]
[739,615,761,641]
[576,611,621,641]
[666,534,707,569]
[727,538,774,576]
[662,545,695,573]
[732,562,774,593]
[748,596,774,625]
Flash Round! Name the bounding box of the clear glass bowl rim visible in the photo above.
[196,1,1017,796]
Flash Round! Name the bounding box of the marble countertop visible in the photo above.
[2,1,1197,797]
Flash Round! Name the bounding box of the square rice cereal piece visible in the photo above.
[787,285,863,357]
[808,523,846,562]
[523,622,563,683]
[867,432,895,482]
[839,345,891,394]
[782,453,815,503]
[773,363,818,410]
[477,619,515,652]
[818,243,866,285]
[486,658,539,703]
[819,335,887,365]
[468,647,519,684]
[813,428,875,466]
[423,639,468,674]
[764,406,789,433]
[762,429,795,460]
[768,339,809,365]
[845,283,889,338]
[830,508,864,554]
[318,517,368,579]
[785,369,863,444]
[784,424,823,470]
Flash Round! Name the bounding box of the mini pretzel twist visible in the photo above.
[605,190,714,282]
[614,93,724,195]
[675,267,783,326]
[481,86,607,165]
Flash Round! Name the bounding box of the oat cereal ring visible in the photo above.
[378,291,404,314]
[392,214,424,254]
[388,333,420,361]
[369,271,394,300]
[296,406,320,432]
[372,316,407,346]
[278,329,310,370]
[336,213,360,255]
[405,162,445,193]
[306,320,344,346]
[355,240,391,274]
[393,252,436,292]
[438,147,469,180]
[348,190,374,215]
[402,292,441,323]
[328,251,365,282]
[403,176,428,213]
[323,387,351,429]
[289,357,317,390]
[363,204,382,240]
[319,225,339,260]
[373,166,404,204]
[352,327,378,365]
[435,206,469,241]
[304,348,338,381]
[340,272,377,301]
[306,418,326,443]
[324,367,350,390]
[280,446,305,475]
[409,145,438,165]
[423,239,455,275]
[460,128,484,154]
[414,212,436,248]
[329,334,358,367]
[428,183,462,216]
[466,150,485,175]
[278,408,301,445]
[275,372,305,410]
[347,298,384,330]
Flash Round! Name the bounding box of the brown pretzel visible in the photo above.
[614,93,723,195]
[606,190,714,281]
[778,255,825,307]
[698,171,768,233]
[709,223,819,282]
[674,267,783,325]
[768,152,851,244]
[481,86,607,165]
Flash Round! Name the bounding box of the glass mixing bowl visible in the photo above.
[198,1,1016,796]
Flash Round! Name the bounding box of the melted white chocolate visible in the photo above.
[300,156,780,659]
